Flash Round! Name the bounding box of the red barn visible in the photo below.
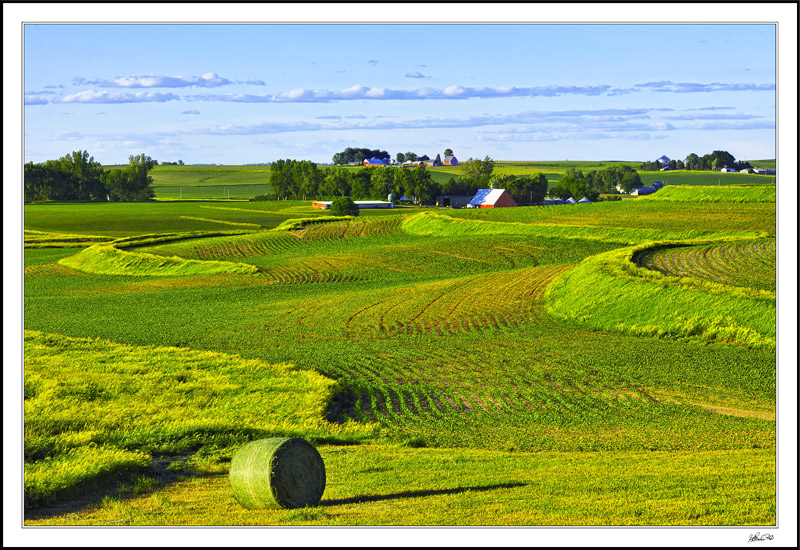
[467,188,517,208]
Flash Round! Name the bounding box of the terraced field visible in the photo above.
[635,239,776,292]
[22,191,777,525]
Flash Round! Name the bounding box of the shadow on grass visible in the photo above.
[323,482,526,507]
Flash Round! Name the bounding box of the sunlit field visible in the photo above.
[23,184,776,526]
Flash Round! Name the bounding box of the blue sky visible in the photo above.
[24,23,776,165]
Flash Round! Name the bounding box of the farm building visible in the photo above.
[653,180,664,190]
[363,158,387,166]
[657,155,670,165]
[577,197,592,203]
[435,195,474,208]
[631,187,657,196]
[660,166,673,171]
[565,197,578,204]
[739,168,754,174]
[312,200,393,209]
[720,167,738,173]
[753,168,776,175]
[543,198,565,205]
[443,155,458,166]
[467,188,517,208]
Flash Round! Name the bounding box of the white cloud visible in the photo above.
[78,72,233,88]
[55,90,180,104]
[189,83,615,103]
[405,71,425,78]
[636,81,775,93]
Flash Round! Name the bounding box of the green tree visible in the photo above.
[330,196,359,216]
[396,152,405,163]
[444,148,454,157]
[24,161,76,202]
[392,167,411,197]
[350,168,373,198]
[408,163,438,205]
[685,153,699,170]
[370,166,394,200]
[549,184,573,201]
[58,150,107,201]
[460,156,495,189]
[105,154,156,201]
[321,167,351,197]
[619,170,642,193]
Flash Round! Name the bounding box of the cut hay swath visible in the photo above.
[229,438,326,509]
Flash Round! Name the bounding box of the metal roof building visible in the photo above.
[467,188,517,208]
[565,197,578,204]
[577,197,592,203]
[631,187,657,196]
[363,158,387,166]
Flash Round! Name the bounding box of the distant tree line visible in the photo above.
[550,165,643,201]
[263,155,550,206]
[333,146,461,165]
[332,147,391,165]
[639,150,751,172]
[24,151,156,202]
[159,160,184,166]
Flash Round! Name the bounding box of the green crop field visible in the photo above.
[638,170,776,187]
[22,183,777,527]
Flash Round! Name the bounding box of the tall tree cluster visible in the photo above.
[550,165,642,201]
[332,147,390,165]
[641,150,750,171]
[24,151,156,202]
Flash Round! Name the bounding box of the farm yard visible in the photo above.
[22,179,777,527]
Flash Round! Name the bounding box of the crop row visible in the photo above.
[258,263,358,285]
[322,341,663,431]
[344,264,570,337]
[636,239,775,292]
[299,217,403,242]
[24,263,91,279]
[190,233,303,260]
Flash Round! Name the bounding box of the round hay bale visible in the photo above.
[229,437,326,509]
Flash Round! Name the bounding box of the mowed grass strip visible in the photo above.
[23,331,377,508]
[544,240,776,348]
[646,185,776,203]
[27,444,775,526]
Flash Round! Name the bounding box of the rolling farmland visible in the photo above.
[22,182,777,526]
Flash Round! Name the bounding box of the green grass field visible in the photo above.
[23,182,776,526]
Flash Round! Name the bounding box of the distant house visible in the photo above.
[363,158,387,166]
[577,197,592,204]
[657,155,671,165]
[631,187,657,196]
[720,167,737,173]
[435,195,474,208]
[467,188,517,208]
[739,168,753,174]
[443,155,458,166]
